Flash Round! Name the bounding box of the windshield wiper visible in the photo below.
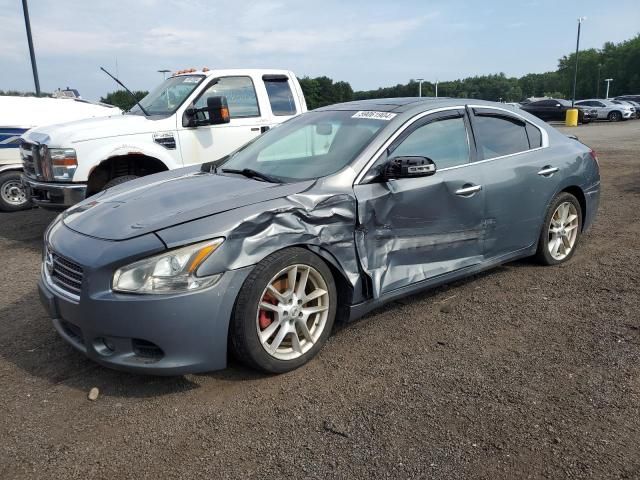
[100,66,149,116]
[221,168,281,183]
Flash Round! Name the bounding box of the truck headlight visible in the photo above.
[112,238,224,294]
[49,148,78,181]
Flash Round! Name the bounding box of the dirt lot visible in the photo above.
[0,121,639,479]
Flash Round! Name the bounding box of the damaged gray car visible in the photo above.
[39,98,600,375]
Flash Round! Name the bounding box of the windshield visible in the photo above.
[129,75,204,115]
[220,110,388,182]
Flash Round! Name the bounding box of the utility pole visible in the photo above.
[416,78,424,97]
[571,17,586,107]
[596,63,602,98]
[21,0,40,96]
[604,78,613,99]
[435,80,439,98]
[158,69,171,80]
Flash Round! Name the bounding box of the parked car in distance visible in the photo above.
[520,98,594,124]
[614,94,640,104]
[575,99,634,122]
[0,95,120,211]
[611,99,640,118]
[21,69,307,210]
[39,98,600,375]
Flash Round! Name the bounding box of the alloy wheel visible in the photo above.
[548,202,579,261]
[1,179,27,206]
[256,264,330,361]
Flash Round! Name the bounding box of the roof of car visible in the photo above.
[314,97,510,113]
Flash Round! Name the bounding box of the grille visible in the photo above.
[21,142,52,180]
[132,339,164,361]
[49,251,84,296]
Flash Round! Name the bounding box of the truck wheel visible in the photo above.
[230,248,337,373]
[0,171,31,212]
[102,175,139,191]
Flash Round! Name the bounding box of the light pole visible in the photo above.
[158,69,171,80]
[596,63,602,98]
[435,79,439,98]
[604,78,613,99]
[571,17,586,107]
[21,0,40,96]
[416,78,424,97]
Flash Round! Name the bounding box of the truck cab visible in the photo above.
[21,69,306,210]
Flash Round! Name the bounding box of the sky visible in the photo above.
[0,0,639,101]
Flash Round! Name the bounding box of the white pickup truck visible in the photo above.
[0,95,120,211]
[21,69,307,210]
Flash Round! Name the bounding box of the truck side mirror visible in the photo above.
[383,156,436,181]
[182,96,231,127]
[206,96,230,125]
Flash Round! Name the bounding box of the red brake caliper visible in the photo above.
[259,295,277,330]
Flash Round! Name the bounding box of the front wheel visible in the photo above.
[230,248,337,373]
[0,171,31,212]
[102,175,139,190]
[608,111,622,122]
[535,192,582,265]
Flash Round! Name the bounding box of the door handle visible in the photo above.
[537,166,559,177]
[455,184,482,196]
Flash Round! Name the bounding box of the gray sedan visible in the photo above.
[39,98,600,375]
[575,99,634,121]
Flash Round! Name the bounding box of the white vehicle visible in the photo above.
[574,99,634,122]
[21,69,307,210]
[0,95,120,211]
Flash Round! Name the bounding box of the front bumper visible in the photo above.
[39,265,252,375]
[21,175,86,210]
[39,220,253,375]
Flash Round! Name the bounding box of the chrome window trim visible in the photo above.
[355,104,549,184]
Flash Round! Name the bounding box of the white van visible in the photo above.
[0,95,120,211]
[21,69,307,210]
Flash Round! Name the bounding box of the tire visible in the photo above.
[0,171,31,212]
[102,175,139,190]
[230,247,337,373]
[535,192,583,266]
[608,111,622,122]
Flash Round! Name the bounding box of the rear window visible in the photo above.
[264,78,297,116]
[473,114,529,159]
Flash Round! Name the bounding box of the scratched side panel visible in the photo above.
[354,165,488,298]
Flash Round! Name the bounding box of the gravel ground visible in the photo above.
[0,121,639,479]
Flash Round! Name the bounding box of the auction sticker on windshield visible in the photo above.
[352,111,397,120]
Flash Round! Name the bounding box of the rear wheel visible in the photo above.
[0,171,31,212]
[608,111,622,122]
[535,192,582,266]
[102,175,139,190]
[230,248,337,373]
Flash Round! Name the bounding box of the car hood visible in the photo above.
[62,167,314,241]
[23,114,163,146]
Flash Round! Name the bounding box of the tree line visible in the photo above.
[4,34,638,111]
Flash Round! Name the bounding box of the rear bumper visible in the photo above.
[22,175,86,210]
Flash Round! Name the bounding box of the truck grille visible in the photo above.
[21,142,52,180]
[47,249,84,296]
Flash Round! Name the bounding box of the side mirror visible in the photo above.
[556,103,562,108]
[206,96,230,125]
[383,156,436,181]
[182,96,230,127]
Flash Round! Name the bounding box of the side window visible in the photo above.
[473,114,530,159]
[525,122,542,148]
[264,78,297,116]
[391,117,470,170]
[195,76,259,118]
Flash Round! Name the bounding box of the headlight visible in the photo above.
[49,148,78,181]
[112,238,224,294]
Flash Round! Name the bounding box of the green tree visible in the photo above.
[100,90,148,111]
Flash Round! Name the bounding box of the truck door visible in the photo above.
[177,76,269,165]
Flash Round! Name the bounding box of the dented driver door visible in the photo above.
[353,110,488,298]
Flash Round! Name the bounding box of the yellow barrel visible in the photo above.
[565,108,579,127]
